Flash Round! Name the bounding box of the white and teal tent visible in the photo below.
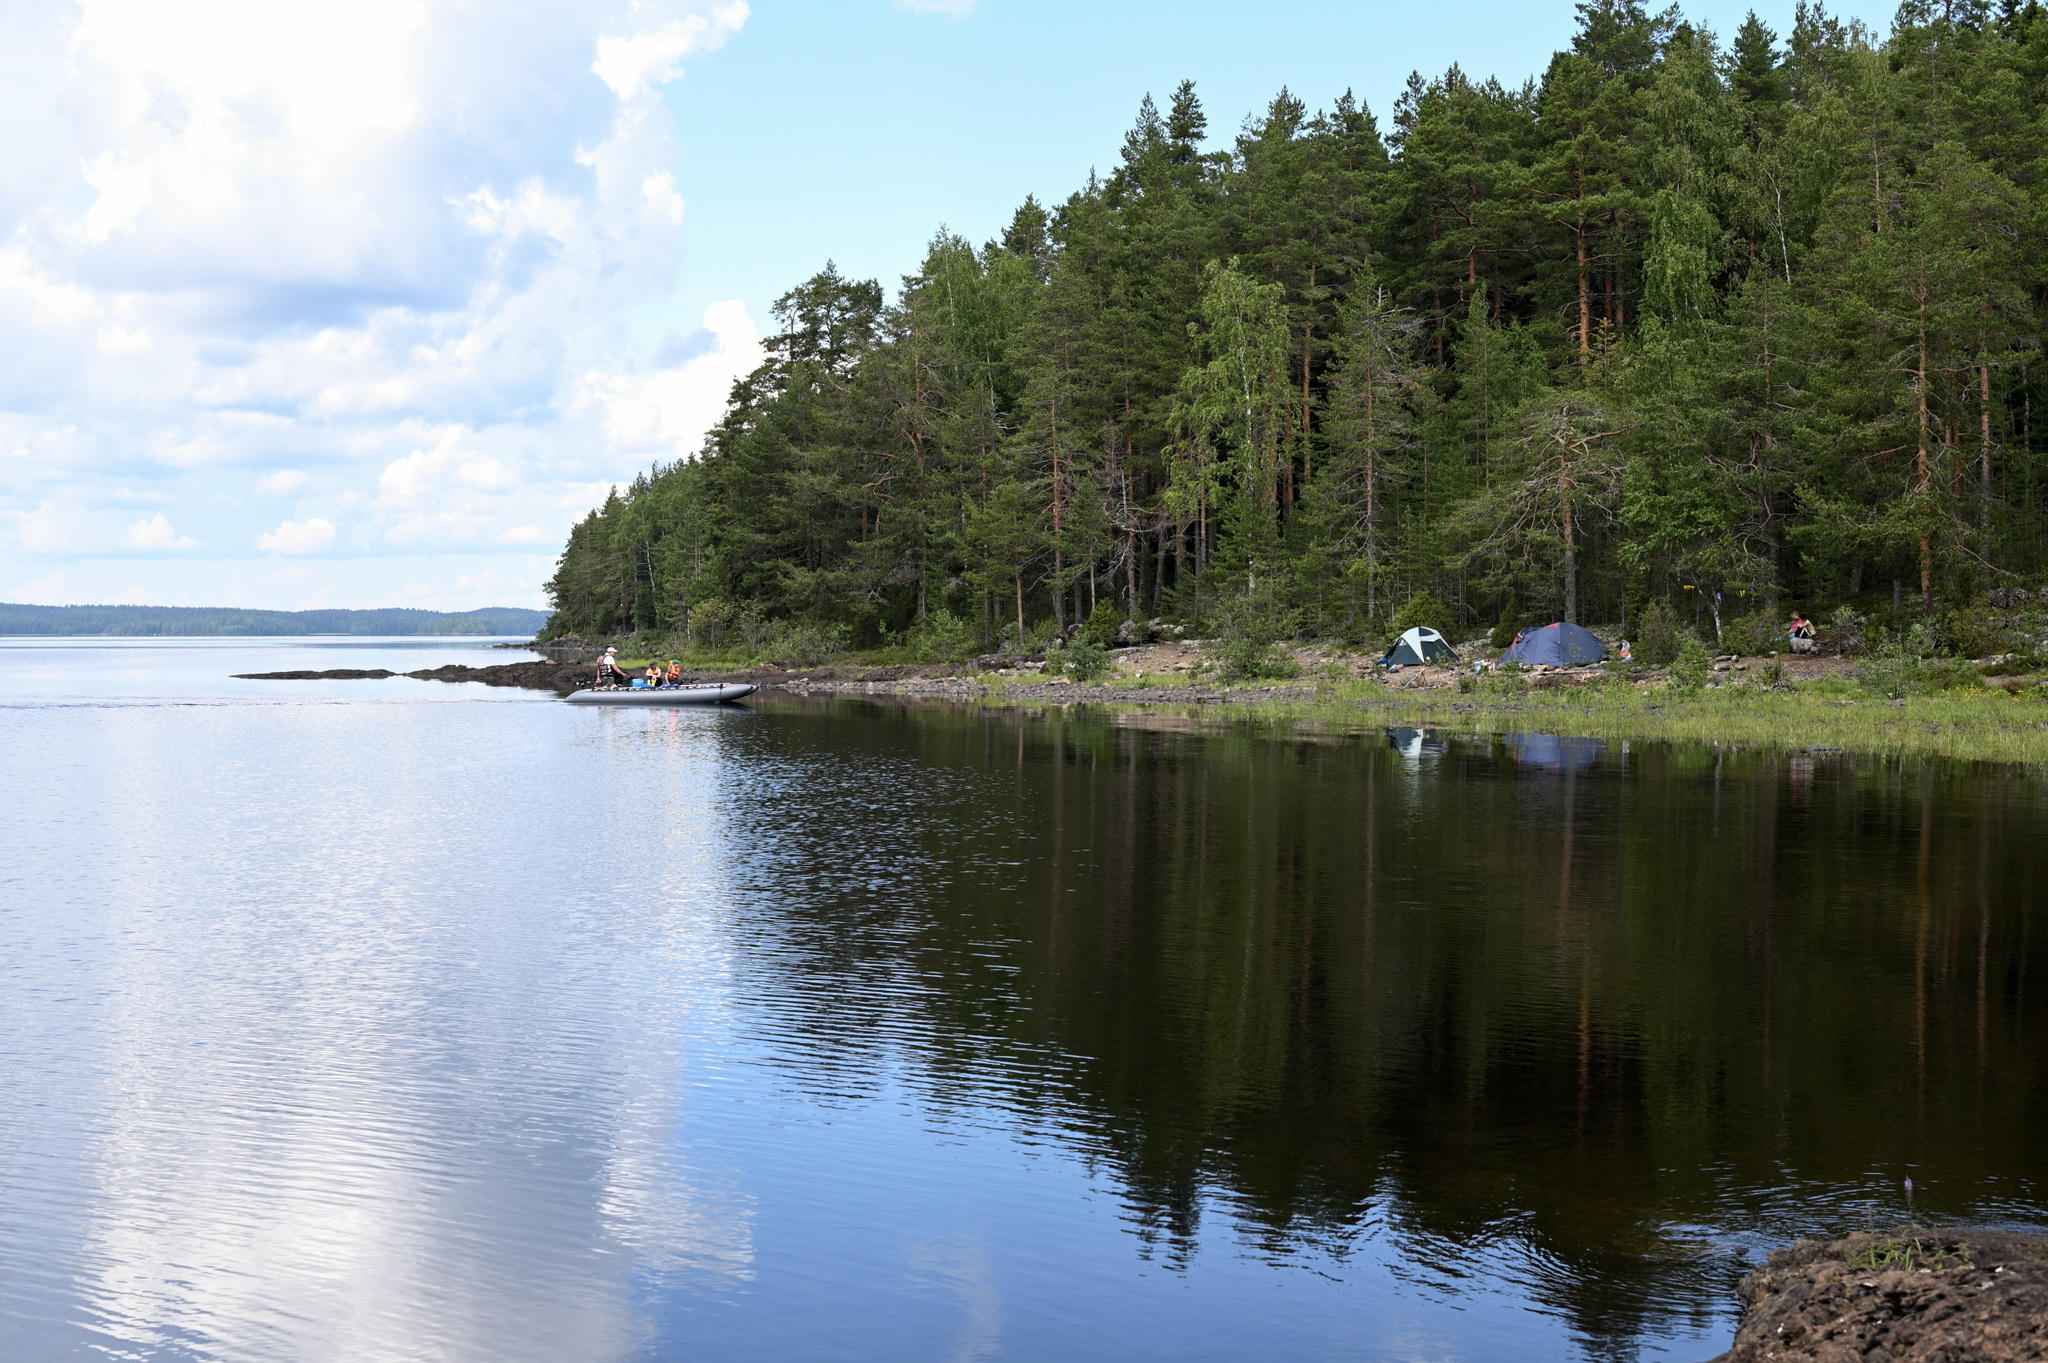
[1381,626,1459,666]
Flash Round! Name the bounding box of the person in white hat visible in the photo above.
[597,646,625,687]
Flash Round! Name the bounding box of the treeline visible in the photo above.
[0,604,549,637]
[544,0,2048,652]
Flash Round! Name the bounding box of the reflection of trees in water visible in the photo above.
[724,704,2048,1351]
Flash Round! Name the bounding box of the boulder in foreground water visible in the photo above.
[1709,1227,2048,1362]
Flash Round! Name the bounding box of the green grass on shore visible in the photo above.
[1039,677,2048,766]
[590,644,2048,765]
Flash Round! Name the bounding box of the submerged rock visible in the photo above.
[1708,1227,2048,1362]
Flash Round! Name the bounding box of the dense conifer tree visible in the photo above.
[543,4,2047,649]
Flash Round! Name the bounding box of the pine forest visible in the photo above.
[542,1,2048,662]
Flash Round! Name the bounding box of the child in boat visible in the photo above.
[666,660,682,685]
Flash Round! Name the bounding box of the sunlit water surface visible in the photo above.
[3,637,2045,1361]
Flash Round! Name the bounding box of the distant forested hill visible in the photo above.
[0,604,548,637]
[542,1,2048,652]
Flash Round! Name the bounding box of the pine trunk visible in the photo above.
[1917,313,1932,612]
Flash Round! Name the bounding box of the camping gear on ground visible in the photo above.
[1498,621,1606,667]
[1381,626,1459,667]
[566,682,758,706]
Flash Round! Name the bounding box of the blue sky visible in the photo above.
[0,0,1897,612]
[662,0,1898,332]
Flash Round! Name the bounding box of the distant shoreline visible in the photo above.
[0,602,547,637]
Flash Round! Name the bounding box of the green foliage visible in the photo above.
[1389,591,1451,637]
[1719,609,1783,657]
[1848,1238,1971,1274]
[1211,580,1302,681]
[1943,606,2015,661]
[1489,588,1520,651]
[1078,600,1124,649]
[1064,634,1110,681]
[734,603,771,652]
[1667,636,1713,693]
[1855,621,1979,697]
[1635,598,1683,666]
[535,17,2048,663]
[689,598,735,650]
[913,609,976,664]
[768,620,847,668]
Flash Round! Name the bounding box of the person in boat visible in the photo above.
[597,647,627,687]
[644,662,663,688]
[666,660,682,686]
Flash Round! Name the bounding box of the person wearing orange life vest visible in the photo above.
[666,660,682,685]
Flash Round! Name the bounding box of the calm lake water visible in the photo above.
[3,637,2045,1362]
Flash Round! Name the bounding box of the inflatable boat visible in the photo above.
[564,682,757,706]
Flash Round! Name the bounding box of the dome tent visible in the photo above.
[1499,621,1605,667]
[1381,626,1459,667]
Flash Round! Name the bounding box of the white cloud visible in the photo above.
[894,0,977,15]
[12,502,81,554]
[0,0,760,609]
[124,513,197,550]
[257,518,336,554]
[581,300,763,458]
[592,2,749,98]
[80,153,154,243]
[15,571,66,604]
[96,324,153,355]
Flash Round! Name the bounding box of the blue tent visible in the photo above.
[1499,621,1606,667]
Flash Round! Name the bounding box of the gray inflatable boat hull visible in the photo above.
[564,683,757,705]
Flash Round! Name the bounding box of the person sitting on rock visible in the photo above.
[1787,611,1817,654]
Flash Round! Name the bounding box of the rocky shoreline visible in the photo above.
[233,650,1872,710]
[1708,1227,2048,1362]
[232,657,1335,705]
[234,659,598,690]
